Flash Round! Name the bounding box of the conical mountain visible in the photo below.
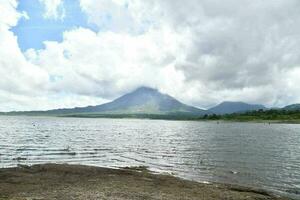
[24,87,207,116]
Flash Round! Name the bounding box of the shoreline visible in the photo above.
[0,164,291,200]
[214,119,300,124]
[1,114,300,124]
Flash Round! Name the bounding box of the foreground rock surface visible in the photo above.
[0,164,289,200]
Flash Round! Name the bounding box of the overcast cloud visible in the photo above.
[0,0,300,111]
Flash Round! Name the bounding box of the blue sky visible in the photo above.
[11,0,96,51]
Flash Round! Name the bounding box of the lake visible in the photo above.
[0,116,299,199]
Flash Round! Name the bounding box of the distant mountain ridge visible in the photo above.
[282,104,300,111]
[2,87,300,118]
[208,101,266,115]
[10,87,207,117]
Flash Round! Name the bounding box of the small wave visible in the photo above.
[119,155,146,163]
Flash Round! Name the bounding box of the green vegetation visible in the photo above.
[2,109,300,123]
[199,109,300,123]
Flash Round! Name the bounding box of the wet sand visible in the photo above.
[0,164,290,200]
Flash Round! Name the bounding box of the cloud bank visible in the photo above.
[1,0,300,111]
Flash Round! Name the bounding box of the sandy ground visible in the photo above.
[0,164,290,200]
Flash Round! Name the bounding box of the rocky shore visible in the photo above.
[0,164,290,200]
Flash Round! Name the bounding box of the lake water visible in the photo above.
[0,116,299,199]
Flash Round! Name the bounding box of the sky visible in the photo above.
[1,0,300,111]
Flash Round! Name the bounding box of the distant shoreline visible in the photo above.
[0,164,290,200]
[1,113,300,124]
[62,115,300,124]
[63,115,300,124]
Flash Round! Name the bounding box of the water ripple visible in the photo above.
[0,116,299,199]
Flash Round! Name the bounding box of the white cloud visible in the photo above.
[26,26,184,99]
[39,0,65,20]
[0,0,48,99]
[76,0,300,108]
[0,0,21,27]
[80,0,144,33]
[1,0,300,111]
